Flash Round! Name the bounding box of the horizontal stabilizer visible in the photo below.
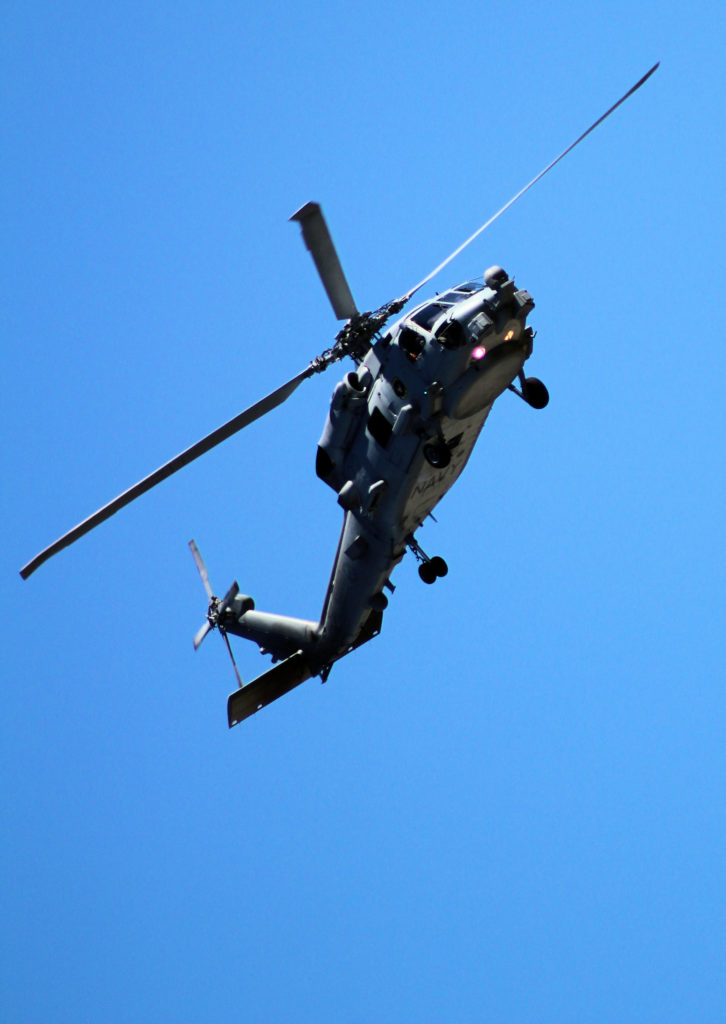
[227,651,313,728]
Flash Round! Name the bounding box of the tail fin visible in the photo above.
[227,651,313,728]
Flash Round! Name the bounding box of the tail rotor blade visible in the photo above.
[218,580,240,614]
[212,579,244,687]
[290,202,359,321]
[189,539,213,600]
[194,619,213,650]
[220,628,244,689]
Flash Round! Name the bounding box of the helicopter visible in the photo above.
[20,63,659,728]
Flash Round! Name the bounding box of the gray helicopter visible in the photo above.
[20,64,658,727]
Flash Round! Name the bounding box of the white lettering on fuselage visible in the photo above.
[412,468,452,498]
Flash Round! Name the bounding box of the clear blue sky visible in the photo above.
[3,2,725,1021]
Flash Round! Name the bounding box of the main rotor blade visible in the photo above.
[398,61,660,305]
[20,366,314,580]
[290,202,359,321]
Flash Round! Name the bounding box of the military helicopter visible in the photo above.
[20,64,659,727]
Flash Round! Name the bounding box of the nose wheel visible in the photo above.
[408,535,448,585]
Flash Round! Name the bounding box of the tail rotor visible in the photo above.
[189,540,244,689]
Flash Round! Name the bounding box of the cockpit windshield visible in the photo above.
[405,281,485,333]
[409,303,446,331]
[447,280,485,295]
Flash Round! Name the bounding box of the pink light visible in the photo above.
[472,346,487,360]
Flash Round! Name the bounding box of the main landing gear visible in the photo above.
[408,535,448,585]
[508,370,549,409]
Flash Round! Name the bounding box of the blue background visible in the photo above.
[3,2,725,1021]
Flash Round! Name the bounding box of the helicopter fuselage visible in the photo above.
[223,268,536,712]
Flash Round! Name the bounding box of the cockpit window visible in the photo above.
[409,303,445,331]
[451,280,484,294]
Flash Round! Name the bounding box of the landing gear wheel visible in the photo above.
[423,441,451,468]
[523,377,549,409]
[418,561,438,585]
[430,556,448,578]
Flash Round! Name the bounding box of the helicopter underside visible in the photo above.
[223,341,528,701]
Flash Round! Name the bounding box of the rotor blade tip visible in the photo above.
[289,201,320,223]
[636,62,660,89]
